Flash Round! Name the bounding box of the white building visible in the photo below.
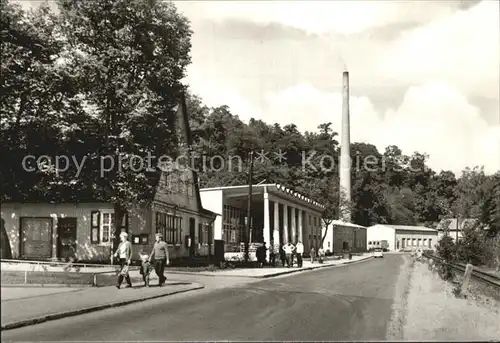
[366,224,438,251]
[322,220,367,255]
[200,184,325,260]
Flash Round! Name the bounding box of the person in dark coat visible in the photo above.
[256,243,267,268]
[149,232,170,286]
[269,242,277,267]
[280,245,286,267]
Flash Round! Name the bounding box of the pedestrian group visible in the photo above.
[114,230,326,289]
[263,240,324,268]
[114,232,170,289]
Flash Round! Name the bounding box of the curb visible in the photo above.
[257,256,374,278]
[0,281,191,288]
[1,283,94,288]
[162,256,374,279]
[1,282,204,331]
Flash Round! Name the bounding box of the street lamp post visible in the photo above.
[245,151,254,264]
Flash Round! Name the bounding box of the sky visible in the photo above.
[20,0,500,176]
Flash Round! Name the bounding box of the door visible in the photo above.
[57,218,77,261]
[189,217,196,257]
[342,241,349,251]
[20,217,52,259]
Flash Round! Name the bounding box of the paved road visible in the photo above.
[2,255,404,341]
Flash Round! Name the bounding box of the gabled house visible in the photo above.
[1,92,218,262]
[436,218,481,242]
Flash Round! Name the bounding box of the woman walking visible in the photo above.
[114,231,132,289]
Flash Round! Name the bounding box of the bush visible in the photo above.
[455,225,495,266]
[436,236,456,262]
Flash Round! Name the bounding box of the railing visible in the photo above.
[1,259,140,287]
[1,259,117,271]
[422,253,500,288]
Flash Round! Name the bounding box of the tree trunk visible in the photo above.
[111,203,125,265]
[321,219,333,246]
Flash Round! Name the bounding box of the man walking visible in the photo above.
[256,242,267,268]
[295,241,304,267]
[282,241,295,268]
[149,233,170,286]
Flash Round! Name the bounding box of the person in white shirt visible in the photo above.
[295,241,304,267]
[282,242,295,268]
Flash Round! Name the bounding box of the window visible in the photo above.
[132,234,149,245]
[428,239,432,248]
[328,242,331,248]
[90,210,128,244]
[166,170,184,193]
[132,235,141,244]
[90,211,100,244]
[197,223,210,245]
[156,211,182,244]
[101,211,114,244]
[223,204,244,244]
[198,223,203,244]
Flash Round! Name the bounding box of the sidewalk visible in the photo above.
[137,254,373,279]
[1,281,203,331]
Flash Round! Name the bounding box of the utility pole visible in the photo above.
[245,151,254,264]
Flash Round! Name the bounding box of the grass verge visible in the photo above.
[402,260,500,341]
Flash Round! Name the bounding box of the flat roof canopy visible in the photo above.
[201,183,325,212]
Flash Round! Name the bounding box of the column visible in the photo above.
[315,216,319,249]
[291,206,296,243]
[263,190,271,261]
[283,204,289,243]
[273,201,280,249]
[298,209,303,243]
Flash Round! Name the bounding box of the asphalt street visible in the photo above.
[2,255,404,341]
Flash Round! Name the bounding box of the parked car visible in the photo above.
[373,248,384,258]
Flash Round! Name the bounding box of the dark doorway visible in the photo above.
[1,218,12,259]
[57,218,77,261]
[343,241,349,251]
[189,217,196,257]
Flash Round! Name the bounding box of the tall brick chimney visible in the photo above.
[339,71,351,222]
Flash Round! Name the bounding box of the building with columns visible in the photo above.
[199,184,325,259]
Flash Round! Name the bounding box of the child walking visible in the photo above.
[139,251,153,287]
